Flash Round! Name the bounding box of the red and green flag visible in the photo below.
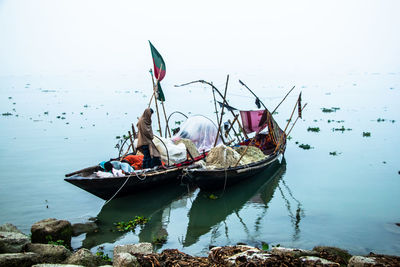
[149,41,166,101]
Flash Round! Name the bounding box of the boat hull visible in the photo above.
[65,168,182,200]
[186,151,284,191]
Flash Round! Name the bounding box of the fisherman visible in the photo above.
[136,108,162,169]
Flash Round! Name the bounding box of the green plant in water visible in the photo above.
[114,216,150,232]
[152,235,167,245]
[329,151,337,156]
[96,247,112,263]
[307,127,320,132]
[362,132,371,137]
[208,194,218,200]
[261,242,269,251]
[299,144,312,150]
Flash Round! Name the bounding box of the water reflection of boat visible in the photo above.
[184,159,287,247]
[82,183,187,249]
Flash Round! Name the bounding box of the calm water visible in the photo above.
[1,72,399,257]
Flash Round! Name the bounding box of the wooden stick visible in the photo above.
[238,80,268,110]
[273,94,299,153]
[128,131,134,154]
[287,103,308,137]
[211,82,220,126]
[272,85,296,114]
[214,75,229,147]
[161,101,171,137]
[131,123,137,140]
[65,165,98,177]
[175,80,248,139]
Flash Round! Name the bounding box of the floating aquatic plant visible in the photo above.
[2,112,12,116]
[332,126,352,132]
[321,107,340,113]
[299,144,312,150]
[362,132,371,137]
[114,216,150,232]
[307,127,320,133]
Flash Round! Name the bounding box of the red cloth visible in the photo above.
[123,155,144,170]
[240,110,266,134]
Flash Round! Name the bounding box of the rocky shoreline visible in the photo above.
[1,218,399,266]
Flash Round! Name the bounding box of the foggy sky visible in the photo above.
[1,0,399,76]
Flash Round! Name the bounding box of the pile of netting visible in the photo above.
[206,145,242,169]
[205,145,266,169]
[233,145,266,164]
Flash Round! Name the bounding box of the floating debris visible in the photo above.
[2,112,12,116]
[329,151,341,156]
[307,127,320,133]
[362,132,371,137]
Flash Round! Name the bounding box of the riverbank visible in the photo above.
[1,219,400,266]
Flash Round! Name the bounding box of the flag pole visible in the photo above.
[154,64,171,137]
[149,69,163,137]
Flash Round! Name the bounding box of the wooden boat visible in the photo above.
[64,165,184,200]
[184,108,287,191]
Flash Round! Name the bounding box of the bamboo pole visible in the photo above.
[128,131,134,154]
[272,85,296,114]
[238,80,268,110]
[286,103,308,137]
[149,68,163,137]
[175,80,248,139]
[160,101,171,137]
[211,82,220,126]
[214,75,229,147]
[131,123,137,139]
[273,94,300,153]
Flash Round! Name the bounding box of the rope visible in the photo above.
[103,170,147,205]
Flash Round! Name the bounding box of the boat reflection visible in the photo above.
[183,159,304,247]
[82,183,188,249]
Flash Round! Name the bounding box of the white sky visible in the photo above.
[0,0,399,76]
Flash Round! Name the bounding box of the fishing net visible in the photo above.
[233,146,266,164]
[172,115,222,153]
[206,144,243,169]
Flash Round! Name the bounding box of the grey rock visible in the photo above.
[0,223,23,234]
[32,265,85,267]
[0,231,30,253]
[348,255,376,266]
[72,222,98,236]
[113,252,139,267]
[271,247,318,257]
[25,243,72,263]
[299,256,340,266]
[0,252,40,267]
[114,243,153,256]
[31,218,72,247]
[63,248,101,267]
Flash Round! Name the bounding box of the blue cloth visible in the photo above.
[110,161,135,173]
